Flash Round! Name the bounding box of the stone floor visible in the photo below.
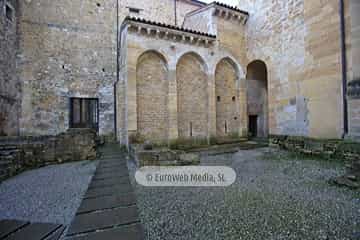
[64,145,144,240]
[0,144,144,240]
[130,148,360,240]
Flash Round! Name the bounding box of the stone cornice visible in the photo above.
[212,3,249,25]
[185,2,249,25]
[123,17,216,48]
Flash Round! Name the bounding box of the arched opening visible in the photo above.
[136,51,168,142]
[246,60,268,138]
[176,52,208,138]
[215,58,239,137]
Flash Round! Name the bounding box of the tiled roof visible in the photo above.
[124,16,216,38]
[212,1,249,15]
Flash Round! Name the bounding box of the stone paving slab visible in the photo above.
[66,145,144,239]
[0,221,62,240]
[77,193,137,214]
[66,223,144,240]
[95,168,129,175]
[92,173,129,180]
[100,155,124,159]
[67,206,140,236]
[44,226,66,240]
[88,177,130,189]
[0,220,28,239]
[84,184,134,199]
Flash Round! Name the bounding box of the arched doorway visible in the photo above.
[176,52,208,138]
[246,60,268,138]
[215,58,239,137]
[136,51,168,142]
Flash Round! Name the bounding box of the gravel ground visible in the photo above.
[0,160,97,225]
[129,148,360,240]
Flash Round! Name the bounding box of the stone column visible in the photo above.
[168,68,179,141]
[208,74,217,139]
[239,78,248,137]
[127,61,137,136]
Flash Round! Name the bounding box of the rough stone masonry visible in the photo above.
[0,0,359,145]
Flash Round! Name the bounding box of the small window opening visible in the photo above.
[225,121,228,134]
[232,96,236,102]
[129,7,141,14]
[96,3,101,7]
[190,122,193,137]
[5,4,13,22]
[70,98,99,131]
[102,68,105,72]
[217,96,221,102]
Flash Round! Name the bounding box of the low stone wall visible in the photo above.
[0,129,97,181]
[130,144,200,167]
[270,135,360,188]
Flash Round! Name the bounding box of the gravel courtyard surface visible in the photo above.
[129,148,360,240]
[0,160,97,225]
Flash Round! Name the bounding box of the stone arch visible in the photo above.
[136,50,169,142]
[176,52,208,138]
[246,60,268,138]
[215,57,240,137]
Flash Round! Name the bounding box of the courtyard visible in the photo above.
[0,146,358,239]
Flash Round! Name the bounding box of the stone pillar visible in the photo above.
[239,78,248,137]
[127,61,137,135]
[116,80,128,145]
[208,74,217,138]
[168,69,179,140]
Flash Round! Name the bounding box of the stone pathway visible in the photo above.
[64,145,144,240]
[0,220,65,240]
[0,144,144,240]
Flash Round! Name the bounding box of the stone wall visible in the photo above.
[182,7,216,35]
[216,16,248,137]
[0,0,21,136]
[119,18,247,145]
[246,60,268,137]
[16,0,201,137]
[215,58,239,137]
[241,0,343,138]
[136,51,169,142]
[176,53,208,138]
[18,0,117,136]
[0,128,97,181]
[346,0,360,140]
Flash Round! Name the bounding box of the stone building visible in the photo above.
[0,0,359,145]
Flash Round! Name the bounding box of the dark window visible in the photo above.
[217,96,221,102]
[232,96,236,102]
[128,7,141,14]
[5,4,13,22]
[70,98,99,131]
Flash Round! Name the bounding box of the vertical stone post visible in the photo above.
[239,78,248,137]
[127,60,137,137]
[168,68,179,141]
[208,73,217,139]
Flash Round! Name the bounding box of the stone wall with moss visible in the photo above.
[0,0,21,136]
[0,128,97,181]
